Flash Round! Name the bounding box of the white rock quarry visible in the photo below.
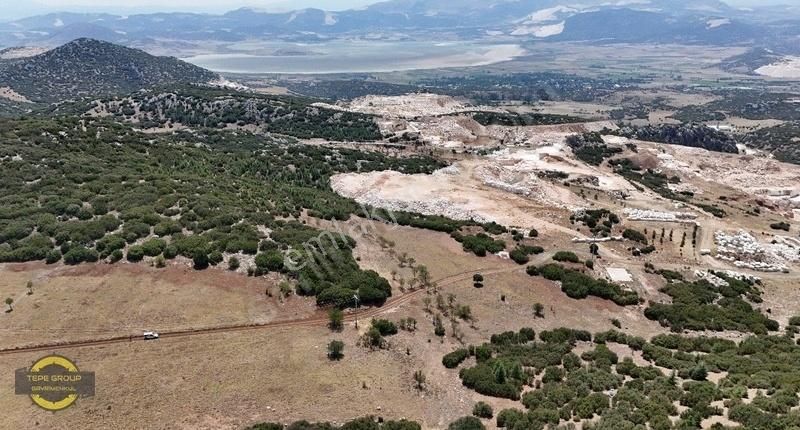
[512,6,576,36]
[714,230,791,272]
[755,57,800,79]
[696,269,761,286]
[488,144,633,193]
[695,270,729,288]
[313,93,503,119]
[624,208,697,223]
[706,18,731,29]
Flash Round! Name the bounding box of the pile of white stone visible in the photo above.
[313,93,504,119]
[769,236,800,263]
[572,236,623,243]
[695,270,729,288]
[433,164,461,176]
[624,208,697,223]
[719,270,761,284]
[355,195,491,224]
[607,267,634,283]
[714,230,789,272]
[475,165,570,209]
[667,182,702,195]
[695,270,761,288]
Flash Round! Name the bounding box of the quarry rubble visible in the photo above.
[312,93,503,118]
[624,208,697,223]
[714,230,794,273]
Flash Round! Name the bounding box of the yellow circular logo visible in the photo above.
[15,354,95,411]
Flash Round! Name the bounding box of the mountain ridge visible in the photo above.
[1,1,797,49]
[0,38,218,103]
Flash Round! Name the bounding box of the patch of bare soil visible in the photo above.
[331,160,588,236]
[0,86,31,103]
[0,261,313,347]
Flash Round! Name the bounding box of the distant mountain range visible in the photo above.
[0,38,218,103]
[1,0,798,50]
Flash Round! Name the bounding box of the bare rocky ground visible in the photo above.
[331,160,582,233]
[0,86,31,103]
[330,95,800,277]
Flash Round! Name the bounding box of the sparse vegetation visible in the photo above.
[644,273,778,333]
[246,417,422,430]
[452,232,505,257]
[0,117,450,310]
[447,325,800,430]
[614,124,739,153]
[327,340,344,361]
[473,111,584,127]
[531,264,640,306]
[472,401,494,419]
[770,221,791,232]
[571,209,620,237]
[566,132,623,166]
[552,251,581,264]
[328,309,344,332]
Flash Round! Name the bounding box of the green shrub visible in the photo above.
[45,249,62,264]
[327,340,344,361]
[443,349,470,369]
[163,244,178,259]
[770,221,790,232]
[455,233,506,257]
[644,279,778,333]
[509,248,530,265]
[192,250,209,270]
[540,328,591,344]
[63,245,99,265]
[448,417,485,430]
[127,246,145,262]
[552,251,580,263]
[472,402,493,419]
[538,264,639,306]
[141,238,166,257]
[255,250,284,272]
[372,319,398,336]
[496,409,524,428]
[623,228,648,244]
[109,249,123,263]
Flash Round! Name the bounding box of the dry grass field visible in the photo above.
[2,212,799,429]
[0,217,686,430]
[0,261,314,347]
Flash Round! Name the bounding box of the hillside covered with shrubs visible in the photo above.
[69,86,383,141]
[444,326,800,429]
[614,124,739,154]
[0,117,446,308]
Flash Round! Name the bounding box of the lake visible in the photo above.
[183,40,526,74]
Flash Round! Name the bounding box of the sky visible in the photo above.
[2,0,378,20]
[1,0,791,20]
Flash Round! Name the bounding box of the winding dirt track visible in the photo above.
[0,266,524,356]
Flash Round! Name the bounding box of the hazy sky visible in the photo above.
[3,0,791,20]
[3,0,377,19]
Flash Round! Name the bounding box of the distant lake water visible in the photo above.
[183,41,526,74]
